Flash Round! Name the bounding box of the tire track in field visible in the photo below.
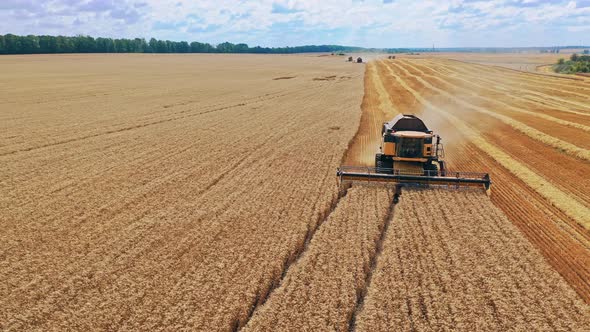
[0,90,295,157]
[348,196,396,332]
[387,61,590,162]
[0,82,346,330]
[242,186,395,332]
[3,86,298,286]
[0,91,290,229]
[400,60,590,132]
[231,84,362,326]
[379,60,590,230]
[236,184,352,331]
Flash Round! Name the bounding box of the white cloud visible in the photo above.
[0,0,588,47]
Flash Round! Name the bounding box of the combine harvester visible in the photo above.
[337,114,491,203]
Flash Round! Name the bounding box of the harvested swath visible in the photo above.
[354,188,590,331]
[0,54,364,331]
[243,186,393,331]
[385,60,590,206]
[438,56,590,97]
[359,58,590,302]
[400,59,590,132]
[378,60,590,229]
[391,60,590,205]
[342,63,396,166]
[387,61,590,161]
[421,59,590,119]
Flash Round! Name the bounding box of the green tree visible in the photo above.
[156,40,167,53]
[148,38,158,53]
[134,38,147,53]
[216,42,237,53]
[571,53,578,62]
[74,35,95,53]
[4,34,21,53]
[177,41,190,53]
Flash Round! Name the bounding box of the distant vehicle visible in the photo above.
[388,55,396,59]
[356,57,363,63]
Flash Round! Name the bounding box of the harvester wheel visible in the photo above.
[375,154,383,168]
[424,163,438,176]
[439,161,446,176]
[375,154,393,174]
[384,159,394,173]
[376,159,384,170]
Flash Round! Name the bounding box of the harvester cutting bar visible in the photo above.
[337,166,491,190]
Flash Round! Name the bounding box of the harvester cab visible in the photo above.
[337,114,490,204]
[376,114,444,176]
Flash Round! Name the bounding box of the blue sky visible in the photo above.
[1,0,589,47]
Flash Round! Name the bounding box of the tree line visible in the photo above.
[0,34,373,55]
[555,53,590,73]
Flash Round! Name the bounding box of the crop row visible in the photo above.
[364,59,590,302]
[244,186,393,331]
[0,55,365,330]
[354,188,590,331]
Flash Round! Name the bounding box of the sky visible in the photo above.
[1,0,589,48]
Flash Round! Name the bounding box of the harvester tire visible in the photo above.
[375,154,383,168]
[424,163,438,176]
[375,154,393,174]
[439,161,446,176]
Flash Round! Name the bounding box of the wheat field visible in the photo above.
[347,57,590,304]
[1,53,589,331]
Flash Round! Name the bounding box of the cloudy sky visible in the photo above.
[1,0,589,48]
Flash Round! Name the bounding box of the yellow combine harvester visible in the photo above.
[337,114,491,203]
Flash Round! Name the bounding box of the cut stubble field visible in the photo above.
[353,58,590,302]
[1,53,589,331]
